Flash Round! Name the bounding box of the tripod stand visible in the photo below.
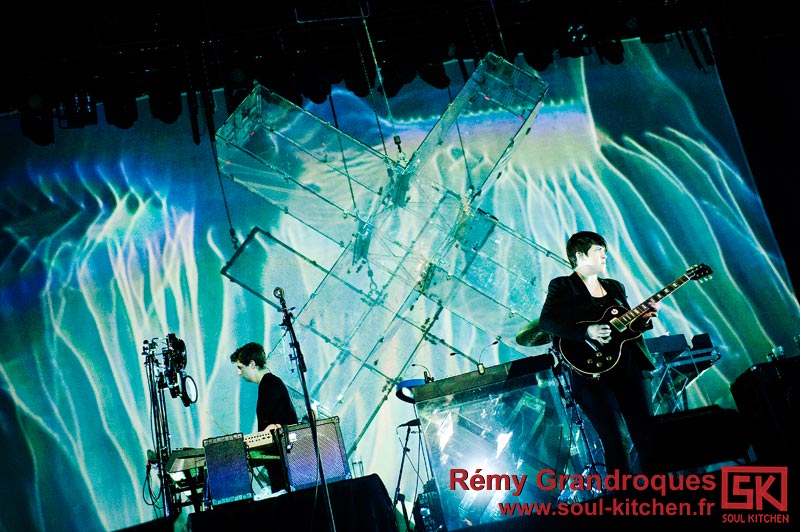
[392,416,435,532]
[549,346,606,501]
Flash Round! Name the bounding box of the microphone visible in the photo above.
[398,418,420,428]
[477,339,500,375]
[411,363,434,383]
[273,287,285,299]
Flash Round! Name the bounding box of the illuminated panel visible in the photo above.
[216,53,552,449]
[413,357,570,530]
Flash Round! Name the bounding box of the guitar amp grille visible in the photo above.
[202,433,252,507]
[279,417,351,491]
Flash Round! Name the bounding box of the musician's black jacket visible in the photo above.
[256,372,299,431]
[256,372,298,492]
[538,271,657,371]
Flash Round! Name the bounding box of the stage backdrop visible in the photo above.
[1,35,798,532]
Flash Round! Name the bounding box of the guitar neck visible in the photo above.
[616,273,692,328]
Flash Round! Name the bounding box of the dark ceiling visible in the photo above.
[1,1,791,120]
[2,0,798,291]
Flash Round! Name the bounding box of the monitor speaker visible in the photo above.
[731,357,799,465]
[202,433,252,507]
[279,416,351,491]
[640,405,751,473]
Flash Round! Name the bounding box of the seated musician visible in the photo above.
[231,342,299,493]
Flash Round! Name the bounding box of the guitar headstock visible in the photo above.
[686,263,713,282]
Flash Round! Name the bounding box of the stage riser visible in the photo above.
[188,474,396,532]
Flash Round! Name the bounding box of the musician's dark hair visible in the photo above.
[566,231,607,268]
[230,342,267,368]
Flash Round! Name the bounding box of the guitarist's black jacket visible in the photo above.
[538,272,657,371]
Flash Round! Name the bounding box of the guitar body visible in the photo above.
[555,264,712,376]
[557,305,644,376]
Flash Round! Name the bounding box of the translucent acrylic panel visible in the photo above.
[217,52,553,461]
[414,357,570,531]
[216,87,406,247]
[319,191,465,305]
[403,52,550,204]
[220,227,332,311]
[215,53,549,253]
[431,202,568,328]
[414,262,533,341]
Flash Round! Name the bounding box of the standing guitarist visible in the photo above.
[538,231,659,476]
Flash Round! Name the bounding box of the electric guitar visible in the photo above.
[557,264,713,376]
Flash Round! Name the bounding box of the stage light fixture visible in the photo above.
[343,59,376,98]
[417,62,450,90]
[149,87,182,124]
[19,92,55,146]
[148,68,182,124]
[523,47,555,72]
[300,63,333,104]
[378,60,416,98]
[99,70,139,130]
[104,89,139,129]
[596,40,625,65]
[224,65,254,115]
[559,21,592,58]
[692,28,715,67]
[253,54,303,108]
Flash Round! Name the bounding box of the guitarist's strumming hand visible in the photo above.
[587,323,612,345]
[587,302,658,344]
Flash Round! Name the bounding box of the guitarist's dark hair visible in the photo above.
[566,231,607,268]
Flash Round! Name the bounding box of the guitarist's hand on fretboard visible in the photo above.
[635,302,659,328]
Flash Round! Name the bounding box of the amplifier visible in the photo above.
[202,433,252,507]
[279,416,351,491]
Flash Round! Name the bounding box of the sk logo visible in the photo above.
[721,466,788,512]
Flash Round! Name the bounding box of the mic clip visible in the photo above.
[412,363,434,383]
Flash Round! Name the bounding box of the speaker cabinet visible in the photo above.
[202,433,252,506]
[279,416,351,491]
[731,357,799,465]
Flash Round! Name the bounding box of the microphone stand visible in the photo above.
[393,422,416,531]
[274,287,336,532]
